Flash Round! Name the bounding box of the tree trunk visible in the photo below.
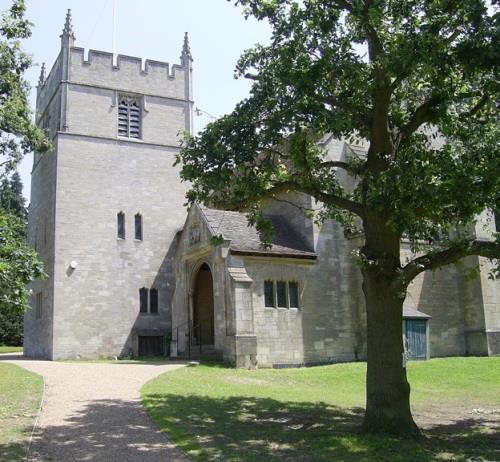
[360,216,420,436]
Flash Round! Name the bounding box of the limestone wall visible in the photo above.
[24,147,58,358]
[65,85,187,146]
[50,135,187,359]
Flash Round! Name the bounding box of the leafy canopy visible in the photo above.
[0,0,50,177]
[178,0,499,251]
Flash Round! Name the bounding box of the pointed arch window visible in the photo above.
[118,96,141,139]
[117,212,125,239]
[135,213,143,241]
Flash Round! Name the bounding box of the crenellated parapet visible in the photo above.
[69,47,190,100]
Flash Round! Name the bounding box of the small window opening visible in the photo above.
[276,281,287,308]
[139,288,148,313]
[150,288,158,314]
[135,213,143,240]
[35,292,43,320]
[289,282,299,308]
[264,280,275,307]
[117,212,125,239]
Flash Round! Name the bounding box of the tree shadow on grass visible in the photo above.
[0,442,26,462]
[0,399,189,462]
[143,393,500,462]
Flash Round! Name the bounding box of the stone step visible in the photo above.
[176,345,222,361]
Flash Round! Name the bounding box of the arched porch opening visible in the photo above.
[192,262,214,345]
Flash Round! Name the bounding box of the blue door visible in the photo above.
[405,320,427,360]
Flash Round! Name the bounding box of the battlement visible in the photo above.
[68,47,189,101]
[37,46,191,118]
[71,47,186,79]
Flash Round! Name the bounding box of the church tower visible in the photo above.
[25,11,193,359]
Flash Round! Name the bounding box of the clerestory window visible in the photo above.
[118,96,141,139]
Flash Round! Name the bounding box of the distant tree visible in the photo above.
[177,0,500,436]
[0,0,48,345]
[0,170,29,345]
[0,171,27,221]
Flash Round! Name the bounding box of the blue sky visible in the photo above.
[0,0,270,200]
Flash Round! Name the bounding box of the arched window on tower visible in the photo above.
[117,211,125,239]
[118,96,141,139]
[135,213,143,241]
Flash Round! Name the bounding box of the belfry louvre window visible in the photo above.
[118,96,141,138]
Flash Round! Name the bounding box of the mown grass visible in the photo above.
[142,357,500,462]
[0,363,43,462]
[0,346,23,354]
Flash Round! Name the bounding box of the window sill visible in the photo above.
[117,135,143,143]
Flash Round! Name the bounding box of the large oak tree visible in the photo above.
[177,0,500,436]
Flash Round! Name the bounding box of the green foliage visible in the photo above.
[0,1,48,344]
[0,171,26,223]
[0,0,50,178]
[142,358,500,461]
[0,211,44,316]
[0,171,29,345]
[178,0,499,255]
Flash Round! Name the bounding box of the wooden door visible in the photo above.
[138,336,164,357]
[404,320,427,360]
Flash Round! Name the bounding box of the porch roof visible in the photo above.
[201,207,317,260]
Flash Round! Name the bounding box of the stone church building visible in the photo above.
[24,12,500,366]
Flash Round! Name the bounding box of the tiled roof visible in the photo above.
[403,307,432,319]
[200,207,316,259]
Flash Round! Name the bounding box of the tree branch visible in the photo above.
[461,94,489,119]
[402,239,500,286]
[398,95,443,141]
[244,72,259,81]
[263,180,366,217]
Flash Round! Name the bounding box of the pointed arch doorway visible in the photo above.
[192,263,215,345]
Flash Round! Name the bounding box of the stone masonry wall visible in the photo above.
[50,135,187,359]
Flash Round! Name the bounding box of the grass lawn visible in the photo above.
[0,346,23,354]
[142,357,500,462]
[0,363,43,462]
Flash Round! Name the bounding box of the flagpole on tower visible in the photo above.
[112,0,116,65]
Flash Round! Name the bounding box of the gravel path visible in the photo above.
[2,354,190,461]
